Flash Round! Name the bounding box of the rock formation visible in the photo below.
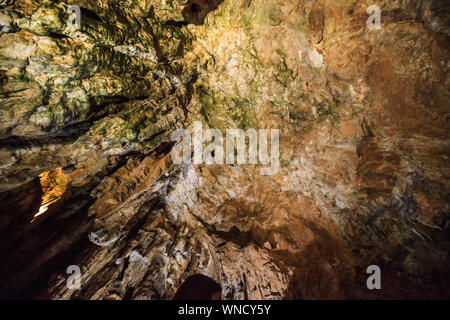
[0,0,449,299]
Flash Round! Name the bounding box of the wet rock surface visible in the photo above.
[0,0,449,299]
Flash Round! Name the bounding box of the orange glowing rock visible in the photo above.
[32,167,84,222]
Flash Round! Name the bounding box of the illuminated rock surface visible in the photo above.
[0,0,449,299]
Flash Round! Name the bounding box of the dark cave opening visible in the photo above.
[174,274,222,300]
[182,0,225,25]
[190,3,203,13]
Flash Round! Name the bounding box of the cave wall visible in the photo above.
[0,0,449,299]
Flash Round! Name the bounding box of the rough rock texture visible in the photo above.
[0,0,449,299]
